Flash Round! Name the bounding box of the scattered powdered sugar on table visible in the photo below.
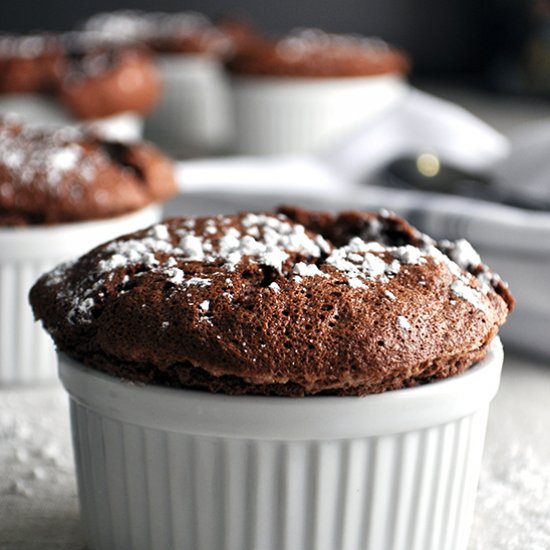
[471,444,550,550]
[468,354,550,550]
[0,386,74,501]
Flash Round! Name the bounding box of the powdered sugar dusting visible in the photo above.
[450,280,488,313]
[0,123,90,191]
[277,28,391,61]
[0,33,58,59]
[441,238,482,269]
[397,315,411,332]
[165,267,184,285]
[185,277,211,287]
[392,245,427,265]
[319,227,492,315]
[84,10,233,56]
[0,387,74,502]
[180,213,327,273]
[44,211,500,325]
[269,282,281,293]
[293,262,326,278]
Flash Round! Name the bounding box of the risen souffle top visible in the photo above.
[0,119,176,226]
[30,206,514,396]
[227,28,410,78]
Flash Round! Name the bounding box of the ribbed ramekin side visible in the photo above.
[70,400,490,550]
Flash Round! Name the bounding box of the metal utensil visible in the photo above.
[374,153,550,211]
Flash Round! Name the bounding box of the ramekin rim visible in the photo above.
[59,337,503,439]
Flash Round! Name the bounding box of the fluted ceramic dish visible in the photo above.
[232,75,408,155]
[0,95,143,142]
[59,337,503,550]
[0,204,161,385]
[145,55,232,156]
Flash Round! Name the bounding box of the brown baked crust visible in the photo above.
[30,209,513,396]
[0,34,63,94]
[278,206,515,311]
[227,28,410,78]
[0,120,176,225]
[55,35,162,119]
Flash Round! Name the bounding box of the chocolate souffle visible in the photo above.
[227,28,410,78]
[0,32,161,122]
[30,207,513,396]
[0,119,176,226]
[54,33,161,121]
[0,33,63,94]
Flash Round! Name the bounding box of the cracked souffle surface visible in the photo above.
[30,207,514,397]
[0,119,176,226]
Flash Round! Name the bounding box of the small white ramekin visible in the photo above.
[0,95,143,142]
[232,74,408,155]
[144,54,232,157]
[0,94,69,125]
[83,111,144,142]
[60,337,503,550]
[0,204,162,386]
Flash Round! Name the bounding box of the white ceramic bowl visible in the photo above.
[144,54,232,157]
[84,112,144,142]
[0,204,162,385]
[60,337,503,550]
[0,95,143,142]
[232,74,408,155]
[0,94,69,126]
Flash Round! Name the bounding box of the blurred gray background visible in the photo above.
[0,0,528,79]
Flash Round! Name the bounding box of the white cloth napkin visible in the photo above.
[177,88,510,194]
[173,88,550,358]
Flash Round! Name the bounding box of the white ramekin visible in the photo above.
[83,112,144,142]
[60,337,503,550]
[0,204,162,386]
[0,94,70,125]
[0,95,143,142]
[232,74,408,155]
[144,54,232,157]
